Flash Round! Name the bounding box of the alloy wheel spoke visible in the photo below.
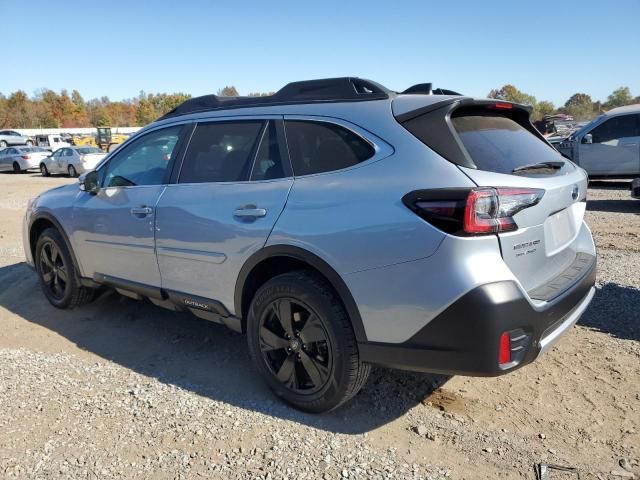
[299,350,328,388]
[299,314,326,344]
[41,252,53,269]
[275,355,296,388]
[50,244,60,264]
[259,326,289,352]
[56,266,68,283]
[273,299,294,338]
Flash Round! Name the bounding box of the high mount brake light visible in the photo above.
[491,102,513,110]
[403,187,544,236]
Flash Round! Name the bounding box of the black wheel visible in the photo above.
[26,140,33,146]
[0,140,6,148]
[12,162,22,174]
[40,164,49,177]
[68,165,77,177]
[247,271,371,412]
[35,228,95,309]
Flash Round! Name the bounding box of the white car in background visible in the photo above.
[40,146,107,177]
[0,130,33,148]
[35,134,71,152]
[558,104,640,177]
[0,146,51,173]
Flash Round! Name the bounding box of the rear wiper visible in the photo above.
[512,161,565,174]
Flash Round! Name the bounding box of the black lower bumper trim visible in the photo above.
[359,254,596,376]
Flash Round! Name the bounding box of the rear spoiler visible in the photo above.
[394,97,533,123]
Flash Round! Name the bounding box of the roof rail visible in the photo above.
[158,77,391,120]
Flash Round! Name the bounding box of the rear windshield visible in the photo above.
[451,115,562,174]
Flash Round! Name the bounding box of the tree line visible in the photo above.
[488,85,639,121]
[0,84,637,129]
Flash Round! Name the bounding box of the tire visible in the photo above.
[68,165,77,177]
[247,271,371,412]
[35,227,95,309]
[26,140,33,146]
[12,162,22,174]
[40,164,49,177]
[0,140,6,148]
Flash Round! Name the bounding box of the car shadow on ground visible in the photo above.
[587,199,638,214]
[578,283,640,342]
[0,262,449,434]
[588,180,632,190]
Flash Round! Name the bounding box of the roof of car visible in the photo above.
[157,77,464,122]
[604,104,640,116]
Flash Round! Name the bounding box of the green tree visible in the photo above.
[604,87,633,109]
[488,84,536,106]
[563,93,594,120]
[217,86,239,97]
[533,100,555,120]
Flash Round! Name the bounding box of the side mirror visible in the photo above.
[79,170,99,194]
[582,133,593,144]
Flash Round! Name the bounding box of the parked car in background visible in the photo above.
[40,146,107,177]
[0,146,51,173]
[632,178,640,199]
[35,134,71,152]
[0,130,33,148]
[23,78,596,412]
[558,104,640,177]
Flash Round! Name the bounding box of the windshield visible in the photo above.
[573,114,605,138]
[21,147,48,153]
[77,147,103,154]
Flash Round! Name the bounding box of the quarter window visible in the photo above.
[179,121,264,183]
[589,114,640,144]
[285,121,375,176]
[102,126,181,188]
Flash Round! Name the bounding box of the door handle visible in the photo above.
[130,206,153,216]
[233,205,267,218]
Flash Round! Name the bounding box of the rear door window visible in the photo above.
[285,121,374,176]
[451,115,562,174]
[179,121,264,183]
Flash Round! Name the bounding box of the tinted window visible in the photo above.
[250,122,285,181]
[285,121,374,176]
[589,115,640,144]
[64,149,74,156]
[102,126,181,188]
[451,115,561,174]
[179,121,264,183]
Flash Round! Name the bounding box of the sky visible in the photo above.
[4,0,640,107]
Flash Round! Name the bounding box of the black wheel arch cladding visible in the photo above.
[235,245,367,342]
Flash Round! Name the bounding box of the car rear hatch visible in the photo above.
[396,97,593,302]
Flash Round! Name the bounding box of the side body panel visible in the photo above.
[155,178,293,308]
[70,185,166,286]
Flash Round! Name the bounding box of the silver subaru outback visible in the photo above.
[23,78,596,412]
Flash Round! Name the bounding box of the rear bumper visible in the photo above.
[359,254,596,376]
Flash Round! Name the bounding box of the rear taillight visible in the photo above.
[22,155,31,160]
[403,187,544,236]
[464,187,543,234]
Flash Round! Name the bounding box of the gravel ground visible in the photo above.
[0,173,638,479]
